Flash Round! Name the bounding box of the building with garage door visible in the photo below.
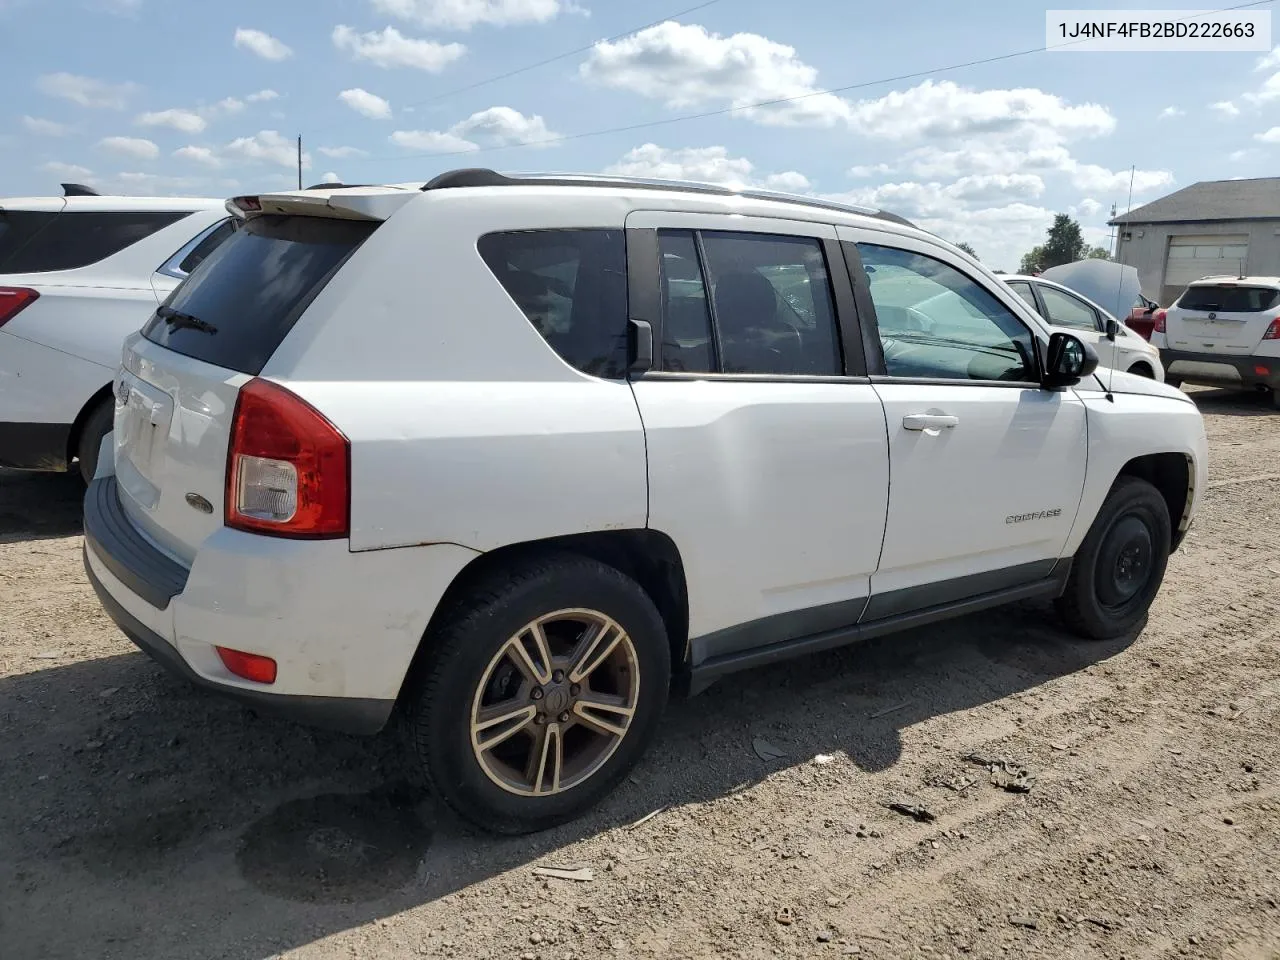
[1109,177,1280,306]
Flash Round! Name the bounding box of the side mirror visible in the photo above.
[1105,316,1119,341]
[1042,331,1098,389]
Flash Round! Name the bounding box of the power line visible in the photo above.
[307,0,727,142]
[344,0,1274,166]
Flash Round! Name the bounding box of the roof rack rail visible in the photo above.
[418,167,916,229]
[62,182,100,197]
[304,181,375,190]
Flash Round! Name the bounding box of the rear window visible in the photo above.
[0,210,187,273]
[141,215,376,375]
[478,229,628,379]
[1177,284,1280,313]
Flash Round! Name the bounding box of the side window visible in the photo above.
[1006,280,1041,313]
[1038,285,1101,332]
[0,211,188,273]
[857,242,1036,383]
[657,231,715,373]
[478,229,628,379]
[179,218,239,275]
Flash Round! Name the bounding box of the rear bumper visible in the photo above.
[0,421,70,471]
[83,475,480,736]
[1160,348,1280,390]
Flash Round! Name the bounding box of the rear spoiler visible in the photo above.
[226,186,418,223]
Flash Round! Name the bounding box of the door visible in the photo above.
[624,211,890,657]
[839,228,1088,617]
[1033,281,1118,369]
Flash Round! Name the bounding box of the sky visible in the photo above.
[2,0,1279,271]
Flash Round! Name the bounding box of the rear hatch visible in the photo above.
[1165,282,1280,354]
[113,198,393,563]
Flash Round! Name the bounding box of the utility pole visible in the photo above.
[1109,202,1118,259]
[297,135,303,190]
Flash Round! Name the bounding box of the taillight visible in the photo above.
[1153,309,1167,334]
[0,287,39,328]
[225,379,349,538]
[1263,318,1280,340]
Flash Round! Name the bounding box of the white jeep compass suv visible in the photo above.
[83,170,1208,834]
[1153,275,1280,407]
[0,186,233,480]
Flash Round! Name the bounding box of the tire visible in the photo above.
[405,554,671,835]
[1127,363,1154,379]
[1055,476,1171,641]
[76,400,114,484]
[1271,389,1280,411]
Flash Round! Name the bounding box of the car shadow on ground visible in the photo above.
[1183,385,1279,417]
[0,468,83,544]
[1,595,1135,960]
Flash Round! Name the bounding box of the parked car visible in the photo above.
[0,186,233,480]
[1153,276,1280,407]
[1000,274,1165,380]
[83,170,1208,834]
[1126,294,1162,341]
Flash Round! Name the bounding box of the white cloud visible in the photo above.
[581,21,852,127]
[234,27,293,61]
[1256,46,1280,70]
[1076,198,1103,217]
[844,80,1115,143]
[848,163,893,178]
[332,24,465,72]
[1244,72,1280,105]
[604,144,809,192]
[451,106,556,145]
[318,145,370,159]
[1255,126,1280,143]
[37,72,139,109]
[1212,100,1241,117]
[389,129,479,153]
[136,108,207,133]
[97,135,159,160]
[247,89,279,102]
[1066,162,1173,194]
[225,129,309,169]
[1229,148,1256,161]
[22,115,69,136]
[173,145,222,167]
[41,160,94,179]
[389,106,557,154]
[210,96,245,116]
[339,88,393,119]
[370,0,577,30]
[321,171,342,183]
[1158,106,1184,119]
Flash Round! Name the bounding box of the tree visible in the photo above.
[1086,245,1111,260]
[954,241,979,260]
[1019,245,1046,274]
[1041,213,1087,268]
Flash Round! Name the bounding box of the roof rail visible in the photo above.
[62,182,100,197]
[304,181,375,190]
[418,167,916,229]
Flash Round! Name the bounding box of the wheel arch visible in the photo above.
[396,529,691,709]
[1126,361,1154,378]
[66,382,114,467]
[1116,452,1193,551]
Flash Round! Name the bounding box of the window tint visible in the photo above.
[681,231,840,376]
[142,214,377,375]
[1177,284,1280,312]
[657,231,715,373]
[179,218,239,275]
[0,211,58,271]
[478,229,628,379]
[1038,285,1100,331]
[0,211,187,273]
[1006,280,1040,311]
[858,243,1036,383]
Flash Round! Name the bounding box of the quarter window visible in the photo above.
[1038,285,1101,332]
[657,229,841,376]
[478,229,629,379]
[0,211,188,273]
[858,243,1037,383]
[1005,280,1040,312]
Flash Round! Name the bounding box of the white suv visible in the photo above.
[1153,276,1280,407]
[83,170,1208,834]
[1000,274,1165,381]
[0,186,232,480]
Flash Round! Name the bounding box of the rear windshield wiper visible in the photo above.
[156,304,217,335]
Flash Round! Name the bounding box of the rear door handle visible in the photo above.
[903,414,959,431]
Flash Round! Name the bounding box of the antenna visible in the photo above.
[1106,165,1137,402]
[297,135,303,191]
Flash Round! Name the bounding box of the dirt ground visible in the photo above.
[2,386,1278,960]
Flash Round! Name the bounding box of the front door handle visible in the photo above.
[903,414,959,431]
